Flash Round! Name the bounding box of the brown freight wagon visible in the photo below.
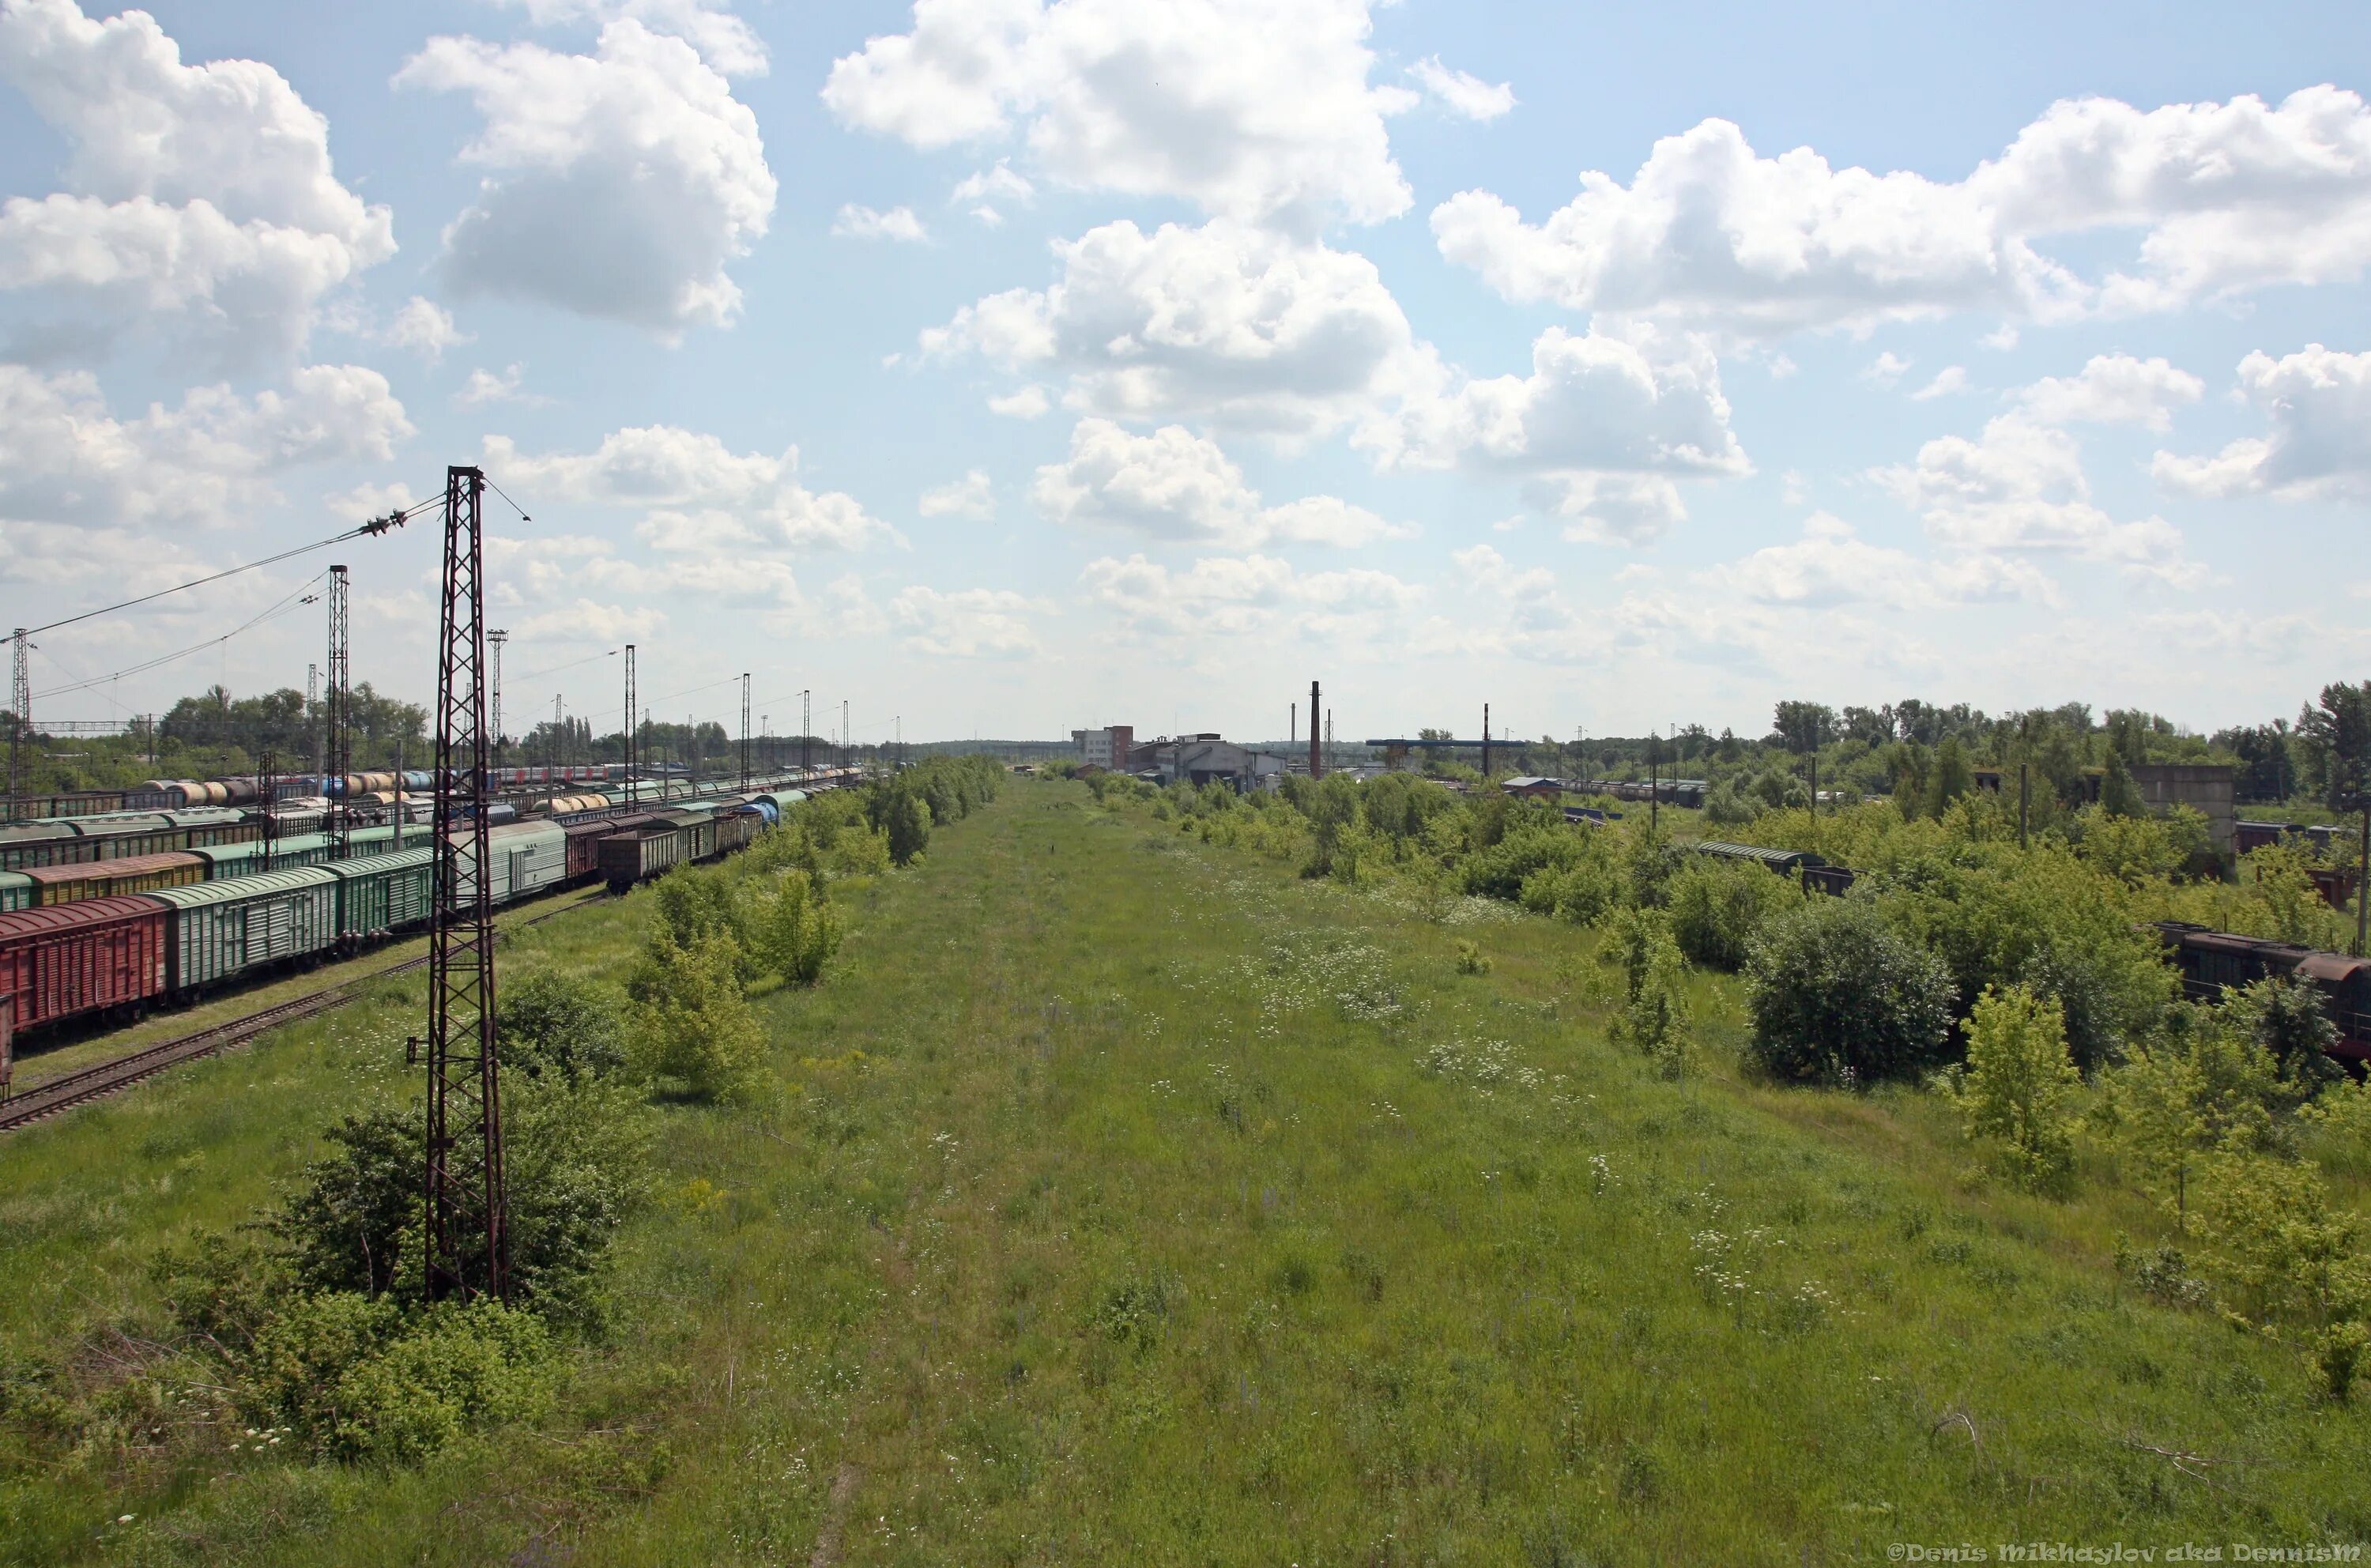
[563,813,662,881]
[711,809,759,858]
[23,852,206,906]
[597,826,685,892]
[0,897,170,1035]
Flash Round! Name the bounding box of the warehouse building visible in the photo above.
[1071,725,1134,770]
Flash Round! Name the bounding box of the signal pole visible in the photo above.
[623,644,636,807]
[423,465,506,1303]
[326,565,351,858]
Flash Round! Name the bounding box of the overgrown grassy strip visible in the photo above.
[2,781,2365,1564]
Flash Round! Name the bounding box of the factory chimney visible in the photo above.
[1309,680,1321,780]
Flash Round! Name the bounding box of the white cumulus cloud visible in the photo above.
[2152,344,2371,499]
[485,0,769,76]
[396,20,776,333]
[1432,87,2371,336]
[2016,353,2203,429]
[1082,550,1420,640]
[925,219,1427,440]
[891,584,1049,657]
[1874,413,2202,586]
[823,0,1416,232]
[1033,417,1409,548]
[833,204,928,243]
[382,296,470,361]
[1719,511,2060,609]
[0,0,395,365]
[481,424,900,552]
[919,469,994,518]
[1408,57,1513,122]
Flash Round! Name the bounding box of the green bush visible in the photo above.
[497,970,629,1084]
[1666,858,1796,971]
[1743,898,1954,1085]
[1951,985,2081,1194]
[752,869,842,988]
[631,927,767,1102]
[242,1294,557,1461]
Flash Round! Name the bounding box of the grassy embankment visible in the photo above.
[2,778,2365,1564]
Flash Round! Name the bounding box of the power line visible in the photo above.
[28,573,327,702]
[17,502,426,640]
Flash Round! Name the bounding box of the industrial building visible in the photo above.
[1071,725,1134,770]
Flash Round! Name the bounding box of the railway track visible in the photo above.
[0,891,607,1133]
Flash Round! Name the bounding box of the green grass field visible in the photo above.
[2,780,2365,1565]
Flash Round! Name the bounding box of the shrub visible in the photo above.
[497,970,629,1084]
[242,1294,557,1461]
[829,824,893,878]
[2225,974,2345,1102]
[1743,898,1954,1084]
[630,928,767,1101]
[1453,940,1492,976]
[1610,917,1693,1079]
[1666,858,1795,971]
[1519,851,1624,925]
[646,863,748,959]
[271,1081,650,1318]
[752,869,842,988]
[1952,985,2081,1194]
[867,780,933,865]
[1461,822,1581,902]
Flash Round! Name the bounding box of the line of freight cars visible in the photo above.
[1686,839,2371,1065]
[0,771,852,875]
[0,786,822,1055]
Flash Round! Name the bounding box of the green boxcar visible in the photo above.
[328,847,435,939]
[145,867,341,992]
[484,822,569,903]
[0,870,30,912]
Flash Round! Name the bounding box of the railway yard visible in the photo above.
[4,778,2369,1564]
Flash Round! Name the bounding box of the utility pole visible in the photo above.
[1482,703,1491,779]
[1325,710,1333,777]
[423,465,507,1304]
[842,700,850,776]
[801,691,811,782]
[1291,702,1296,754]
[1650,729,1660,835]
[326,565,350,858]
[741,673,752,792]
[487,629,507,771]
[1309,680,1321,780]
[549,695,562,812]
[306,663,320,780]
[9,628,28,821]
[622,644,636,808]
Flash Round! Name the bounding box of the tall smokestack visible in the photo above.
[1310,680,1321,780]
[1483,703,1491,778]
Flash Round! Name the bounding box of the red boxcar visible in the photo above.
[0,896,170,1035]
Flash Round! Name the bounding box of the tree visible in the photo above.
[1611,914,1694,1079]
[496,971,628,1084]
[2298,681,2371,956]
[1743,898,1956,1085]
[2098,748,2147,819]
[1953,985,2082,1194]
[752,870,841,987]
[1772,701,1834,756]
[630,929,767,1101]
[1927,735,1975,817]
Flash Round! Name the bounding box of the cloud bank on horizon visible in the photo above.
[0,0,2365,742]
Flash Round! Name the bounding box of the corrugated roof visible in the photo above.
[326,847,435,877]
[1694,841,1825,868]
[0,895,168,937]
[23,852,205,886]
[145,865,339,906]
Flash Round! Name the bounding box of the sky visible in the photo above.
[1,0,2368,752]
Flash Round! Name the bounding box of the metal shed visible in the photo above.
[146,867,341,992]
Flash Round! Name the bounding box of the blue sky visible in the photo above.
[1,0,2366,750]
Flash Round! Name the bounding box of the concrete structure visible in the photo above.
[1144,737,1288,792]
[1071,725,1133,770]
[2132,763,2236,855]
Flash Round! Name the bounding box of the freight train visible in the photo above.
[0,782,836,1057]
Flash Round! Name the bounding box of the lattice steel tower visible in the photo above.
[326,566,351,855]
[423,466,507,1303]
[622,644,636,806]
[487,629,507,770]
[8,628,26,821]
[739,673,752,792]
